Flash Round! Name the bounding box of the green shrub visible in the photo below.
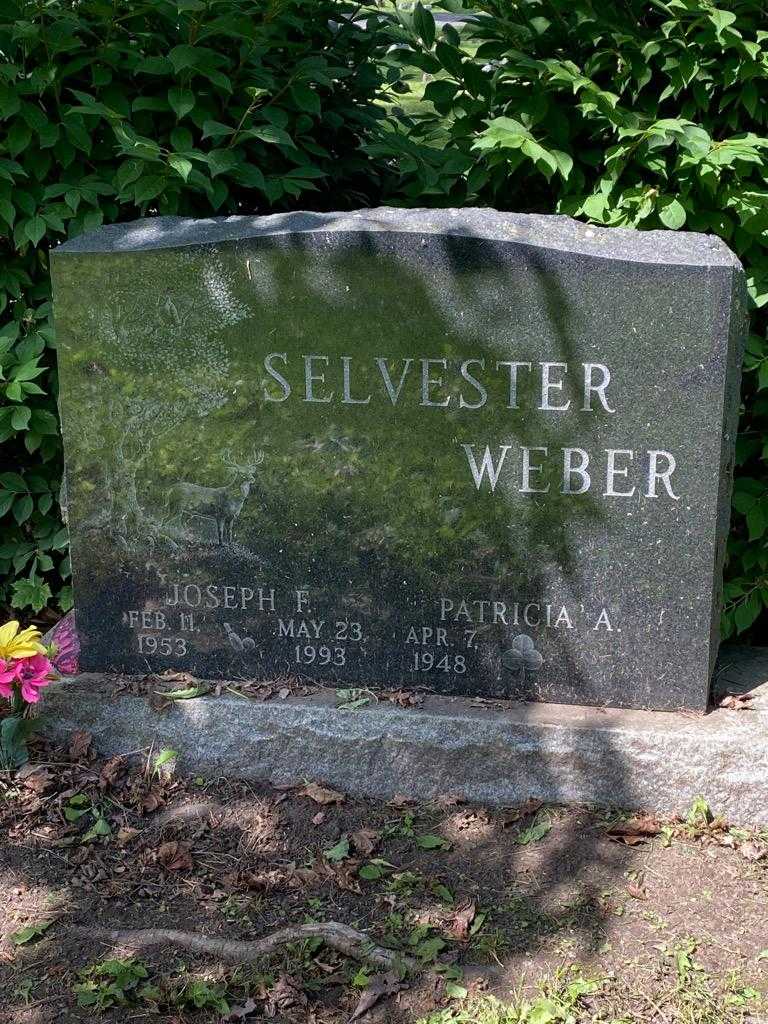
[0,0,391,616]
[2,0,767,641]
[370,0,768,639]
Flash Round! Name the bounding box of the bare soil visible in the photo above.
[1,725,766,1023]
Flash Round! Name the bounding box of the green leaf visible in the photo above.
[734,594,761,633]
[0,198,15,226]
[658,197,687,230]
[154,748,178,770]
[168,86,195,120]
[13,493,33,524]
[415,936,446,963]
[11,405,31,431]
[204,149,238,177]
[358,862,384,880]
[201,120,234,140]
[29,409,59,435]
[22,215,46,247]
[516,820,551,845]
[709,9,737,38]
[413,2,436,48]
[290,83,321,116]
[0,472,28,492]
[11,577,52,612]
[416,834,449,850]
[445,982,468,999]
[0,716,35,770]
[324,835,350,862]
[747,504,766,541]
[10,920,55,946]
[168,154,193,181]
[250,124,294,148]
[157,686,207,700]
[11,358,45,382]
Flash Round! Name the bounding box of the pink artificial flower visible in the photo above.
[0,658,20,700]
[15,654,54,704]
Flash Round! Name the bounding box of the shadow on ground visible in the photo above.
[1,720,767,1024]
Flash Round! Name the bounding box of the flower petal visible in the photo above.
[0,620,20,650]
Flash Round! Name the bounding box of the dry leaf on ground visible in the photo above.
[718,692,755,710]
[68,730,93,762]
[299,783,346,805]
[739,840,768,862]
[607,816,662,845]
[449,900,477,941]
[351,828,380,856]
[155,840,193,872]
[264,974,307,1017]
[502,798,543,826]
[349,970,407,1021]
[16,765,54,794]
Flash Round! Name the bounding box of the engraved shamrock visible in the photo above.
[501,634,543,682]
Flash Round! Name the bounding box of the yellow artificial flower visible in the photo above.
[0,620,45,660]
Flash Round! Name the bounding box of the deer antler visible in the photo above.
[221,446,264,474]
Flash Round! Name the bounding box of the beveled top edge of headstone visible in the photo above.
[52,206,741,269]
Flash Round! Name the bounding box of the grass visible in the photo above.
[415,947,764,1024]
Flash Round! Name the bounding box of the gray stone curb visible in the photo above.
[39,644,768,824]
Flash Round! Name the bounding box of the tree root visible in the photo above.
[75,921,416,970]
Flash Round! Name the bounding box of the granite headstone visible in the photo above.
[50,209,747,711]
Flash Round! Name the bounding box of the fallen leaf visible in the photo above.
[264,974,307,1016]
[299,782,346,805]
[155,685,208,700]
[351,828,380,856]
[99,755,125,790]
[16,765,54,794]
[739,840,767,862]
[156,840,193,871]
[140,791,165,815]
[385,689,424,708]
[289,865,323,888]
[718,691,755,711]
[502,798,543,826]
[160,669,197,684]
[388,793,414,807]
[606,816,661,846]
[311,811,325,826]
[417,834,450,850]
[10,920,55,946]
[68,730,92,762]
[436,793,465,808]
[324,835,350,862]
[222,996,258,1020]
[350,970,407,1021]
[116,826,139,846]
[449,900,476,941]
[516,820,551,845]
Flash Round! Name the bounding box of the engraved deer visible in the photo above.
[165,447,264,545]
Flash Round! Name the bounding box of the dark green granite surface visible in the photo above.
[50,209,747,710]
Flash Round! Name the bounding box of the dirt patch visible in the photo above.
[1,730,766,1023]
